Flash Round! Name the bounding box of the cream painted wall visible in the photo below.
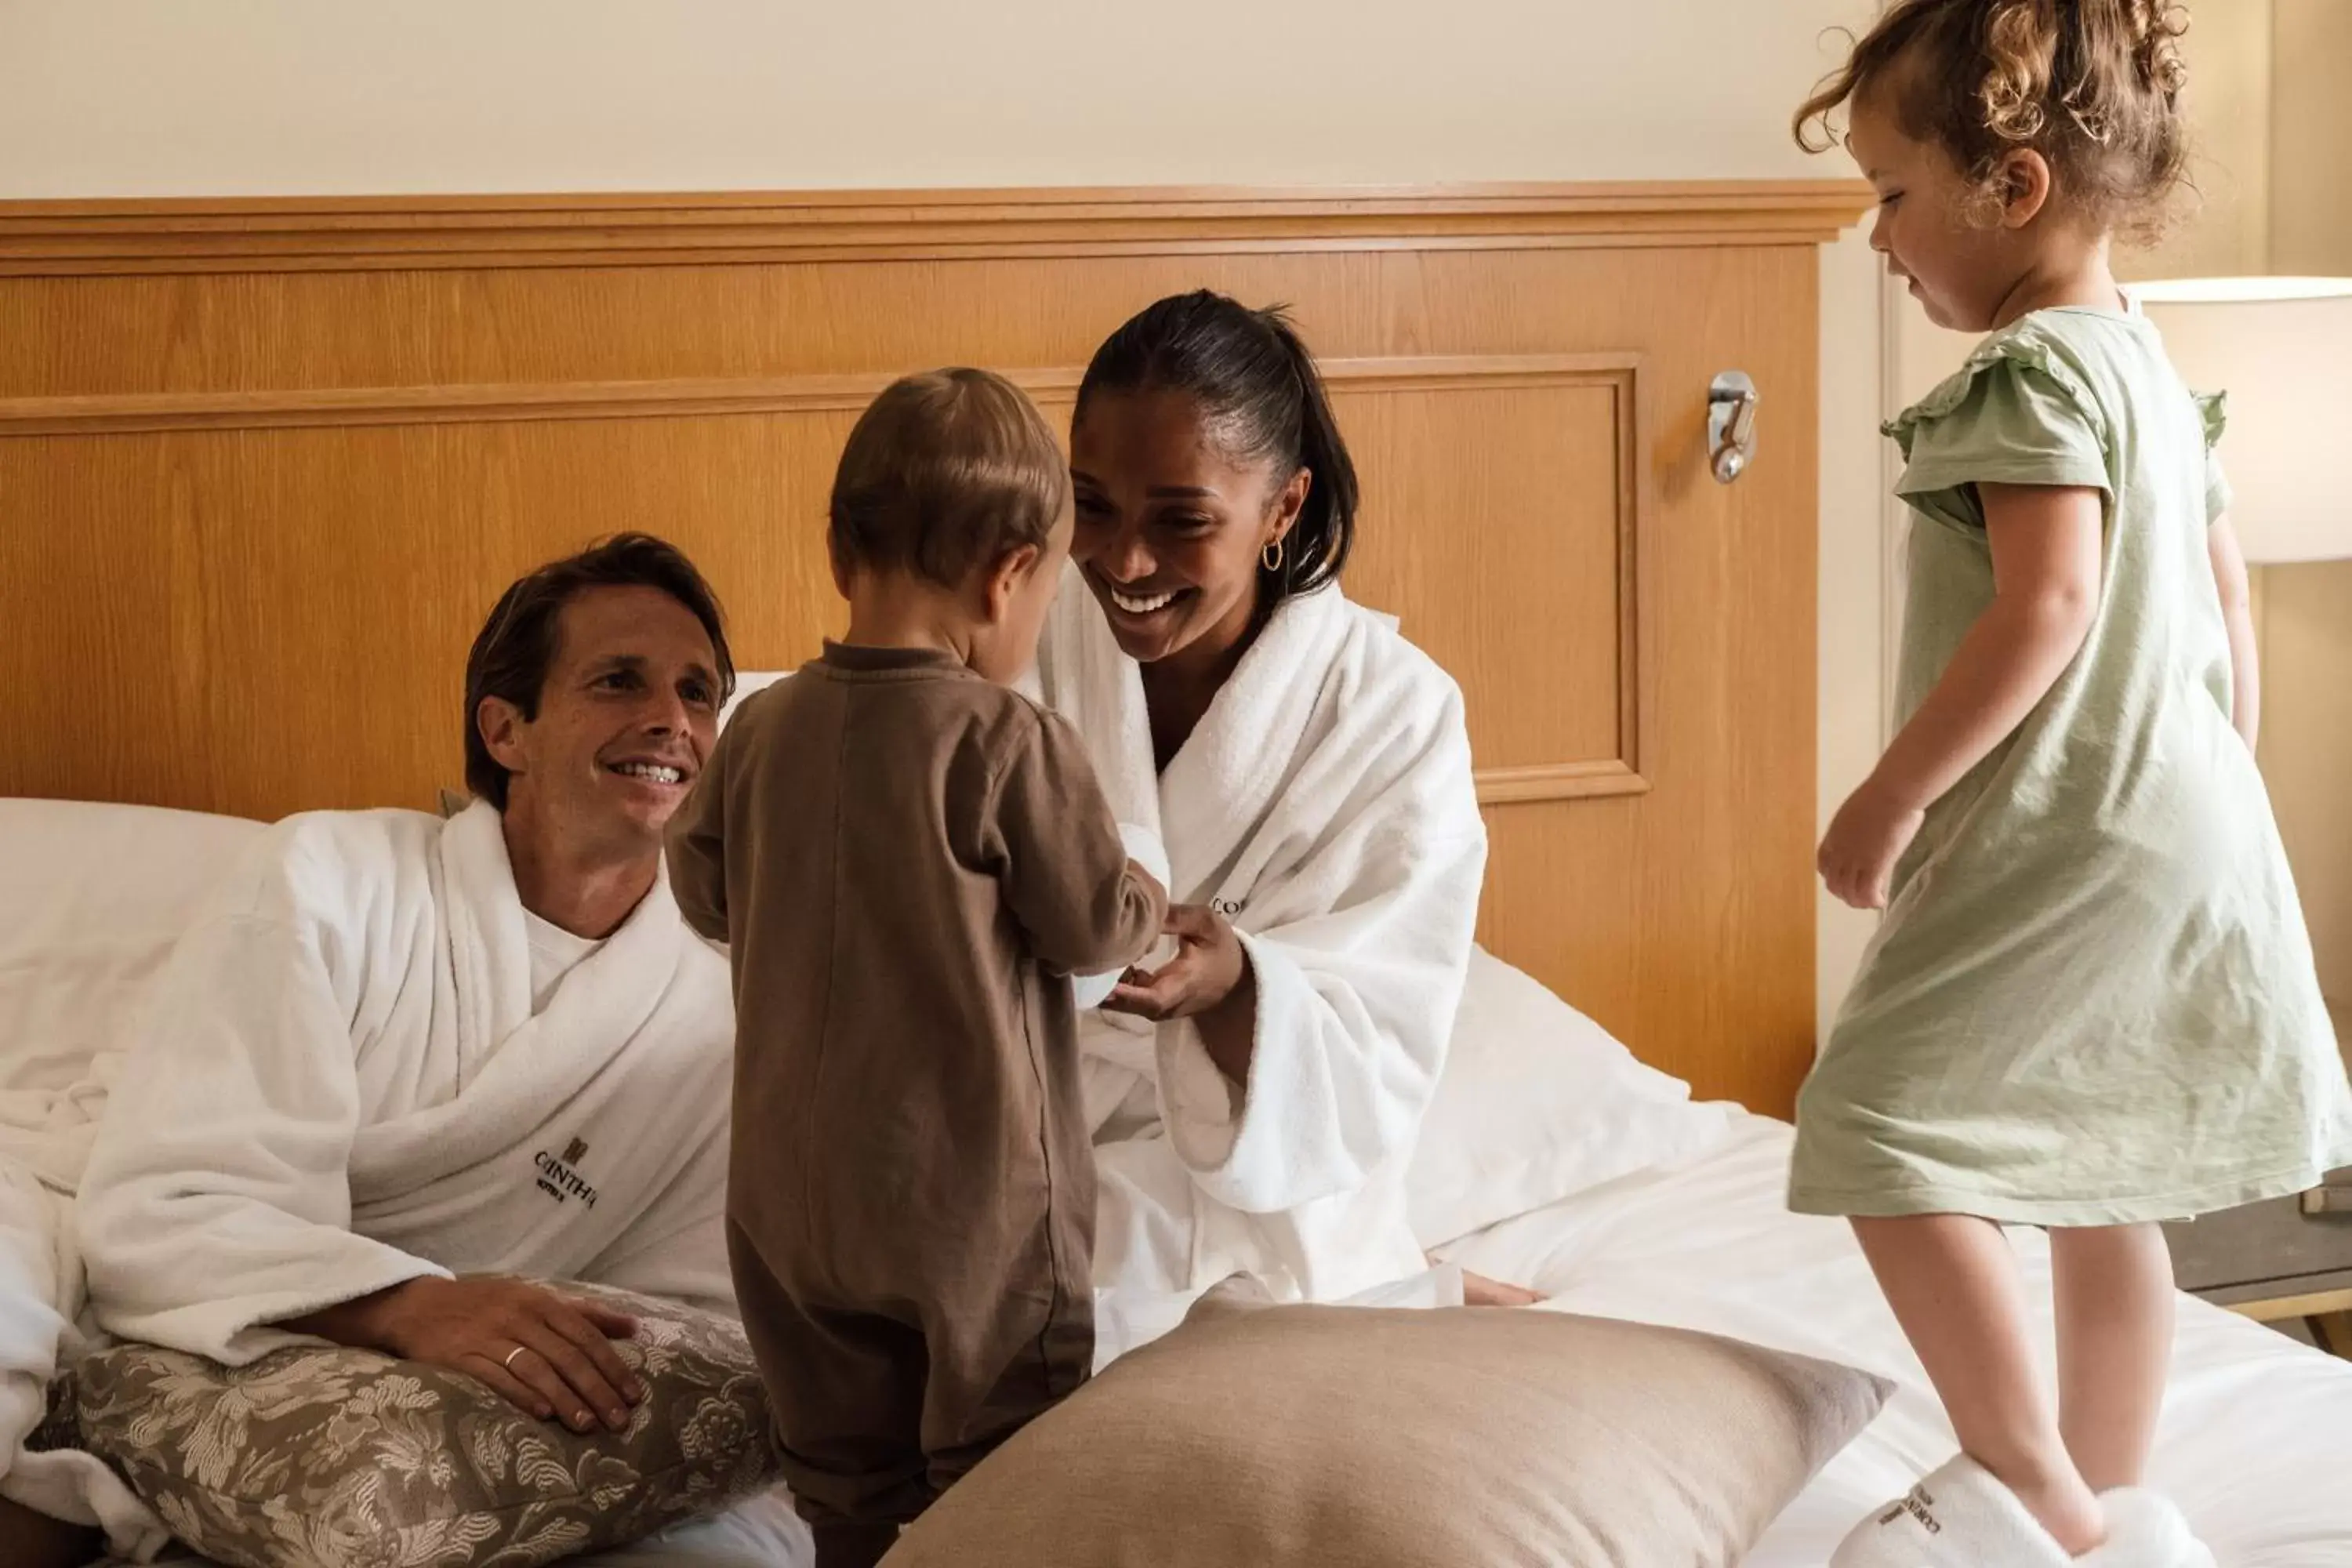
[0,0,1892,1036]
[2127,0,2275,282]
[2268,0,2352,276]
[2255,0,2352,1010]
[2263,565,2352,1005]
[0,0,1882,194]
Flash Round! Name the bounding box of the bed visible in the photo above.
[1411,944,2352,1566]
[5,183,2350,1564]
[1451,1120,2352,1566]
[590,949,2352,1565]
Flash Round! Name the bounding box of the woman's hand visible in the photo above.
[282,1276,643,1432]
[1818,777,1926,912]
[1102,904,1256,1082]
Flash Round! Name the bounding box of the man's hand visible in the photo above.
[283,1276,642,1432]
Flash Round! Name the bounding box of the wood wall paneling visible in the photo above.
[0,184,1872,277]
[0,182,1868,1115]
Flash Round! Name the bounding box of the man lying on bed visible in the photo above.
[71,535,802,1560]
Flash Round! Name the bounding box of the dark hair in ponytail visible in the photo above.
[1073,290,1359,602]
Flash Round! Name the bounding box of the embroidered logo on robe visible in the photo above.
[534,1138,601,1209]
[1878,1485,1942,1534]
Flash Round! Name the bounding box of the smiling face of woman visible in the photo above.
[1067,388,1307,677]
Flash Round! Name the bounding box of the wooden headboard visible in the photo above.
[0,183,1869,1115]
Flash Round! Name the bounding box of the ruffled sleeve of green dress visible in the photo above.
[1880,324,2116,535]
[2193,388,2232,524]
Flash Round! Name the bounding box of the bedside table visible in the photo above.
[2163,1000,2352,1356]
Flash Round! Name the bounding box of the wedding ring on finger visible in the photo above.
[503,1345,528,1373]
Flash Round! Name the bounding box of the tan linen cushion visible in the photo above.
[884,1279,1889,1568]
[69,1281,780,1568]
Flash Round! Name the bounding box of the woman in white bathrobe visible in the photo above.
[1040,292,1532,1353]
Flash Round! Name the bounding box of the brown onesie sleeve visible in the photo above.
[664,721,733,944]
[984,710,1166,978]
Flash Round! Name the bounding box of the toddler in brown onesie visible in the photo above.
[666,368,1167,1568]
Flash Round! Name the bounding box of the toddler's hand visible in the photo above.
[1818,780,1925,911]
[1102,904,1247,1022]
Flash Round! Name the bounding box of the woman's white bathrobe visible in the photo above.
[1033,571,1486,1352]
[77,800,738,1364]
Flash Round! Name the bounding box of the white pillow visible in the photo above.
[0,798,263,1106]
[718,670,790,730]
[1405,947,1736,1249]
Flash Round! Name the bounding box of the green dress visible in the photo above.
[1790,306,2352,1226]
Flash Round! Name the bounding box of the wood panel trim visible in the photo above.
[1330,353,1652,807]
[0,354,1636,435]
[0,182,1875,276]
[0,349,1651,811]
[0,373,1062,437]
[1476,760,1651,804]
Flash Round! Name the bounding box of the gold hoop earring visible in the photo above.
[1261,538,1285,573]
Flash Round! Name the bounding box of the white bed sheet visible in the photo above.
[103,1115,2352,1567]
[1443,1113,2352,1566]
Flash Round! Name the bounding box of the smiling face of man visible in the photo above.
[477,582,722,869]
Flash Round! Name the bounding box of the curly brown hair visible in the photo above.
[1795,0,2192,241]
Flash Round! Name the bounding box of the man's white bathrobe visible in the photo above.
[1033,571,1487,1354]
[58,800,812,1564]
[78,800,738,1364]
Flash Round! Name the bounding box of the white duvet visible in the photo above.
[1444,1114,2352,1566]
[566,1109,2352,1568]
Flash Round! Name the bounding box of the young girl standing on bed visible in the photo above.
[1791,4,2352,1565]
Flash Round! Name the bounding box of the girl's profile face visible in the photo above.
[1850,93,2026,335]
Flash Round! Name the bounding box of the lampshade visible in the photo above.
[2136,277,2352,564]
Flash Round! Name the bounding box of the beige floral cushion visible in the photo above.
[70,1282,781,1568]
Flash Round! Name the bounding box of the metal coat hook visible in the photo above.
[1708,371,1759,484]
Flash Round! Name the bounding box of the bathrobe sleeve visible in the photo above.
[1156,662,1486,1217]
[76,827,452,1363]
